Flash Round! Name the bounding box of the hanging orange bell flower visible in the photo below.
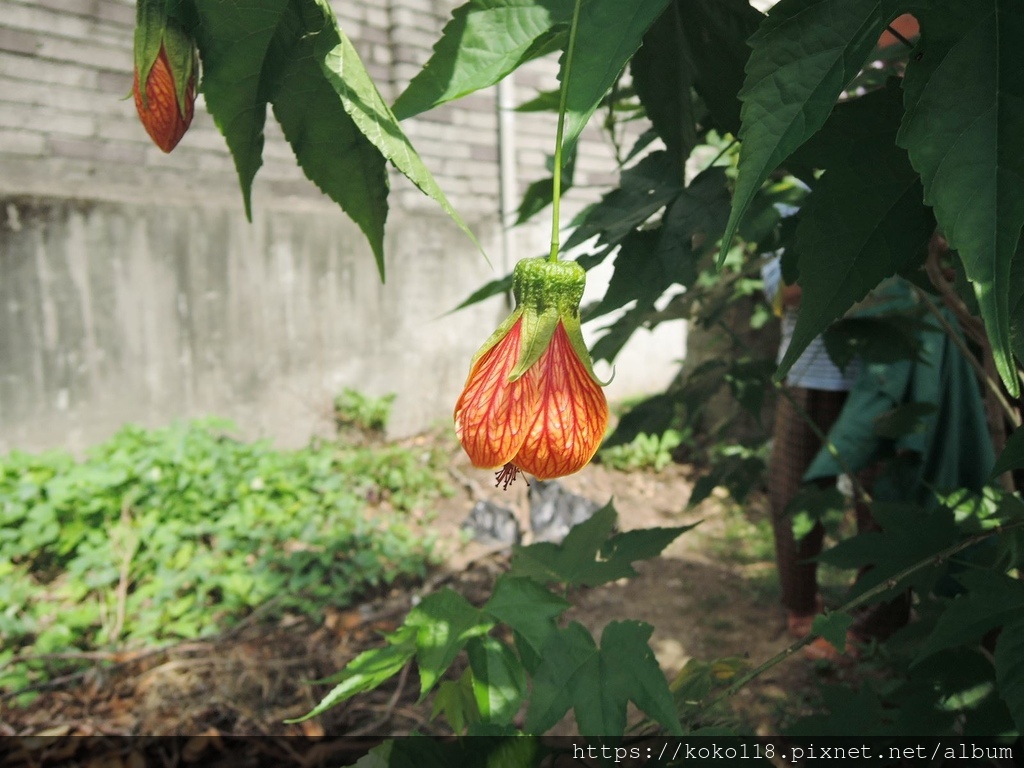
[454,258,609,486]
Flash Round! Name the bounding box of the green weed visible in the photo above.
[0,419,447,696]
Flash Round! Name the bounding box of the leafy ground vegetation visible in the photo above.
[0,418,448,702]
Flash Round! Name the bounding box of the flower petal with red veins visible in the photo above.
[513,322,609,479]
[454,317,539,469]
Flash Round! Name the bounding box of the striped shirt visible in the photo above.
[761,256,859,392]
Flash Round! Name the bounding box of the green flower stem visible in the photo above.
[549,0,583,263]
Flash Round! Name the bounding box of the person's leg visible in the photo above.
[768,387,847,632]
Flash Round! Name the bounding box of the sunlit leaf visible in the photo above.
[557,0,672,160]
[314,1,483,271]
[191,0,289,219]
[392,0,571,120]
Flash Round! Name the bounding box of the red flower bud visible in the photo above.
[454,258,609,484]
[133,44,195,153]
[132,0,197,153]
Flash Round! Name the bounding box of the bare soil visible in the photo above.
[1,437,858,765]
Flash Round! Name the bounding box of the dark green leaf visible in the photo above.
[406,588,495,695]
[811,611,854,654]
[565,151,683,251]
[527,621,681,736]
[721,0,897,261]
[898,0,1024,396]
[916,570,1024,662]
[584,230,663,321]
[524,621,596,733]
[819,504,959,600]
[779,85,935,377]
[508,502,616,586]
[392,0,571,120]
[482,575,569,655]
[599,525,697,570]
[191,1,289,219]
[995,615,1024,733]
[631,2,696,166]
[266,0,388,274]
[724,358,774,422]
[467,636,527,725]
[589,304,651,364]
[677,0,764,135]
[315,3,483,270]
[991,425,1024,480]
[558,0,672,160]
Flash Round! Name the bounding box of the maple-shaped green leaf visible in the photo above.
[508,502,690,587]
[557,0,671,160]
[190,0,289,219]
[392,0,571,120]
[720,0,898,263]
[995,615,1024,733]
[467,635,527,725]
[817,503,959,600]
[314,2,483,267]
[898,0,1024,396]
[431,668,479,734]
[811,611,854,654]
[778,84,935,378]
[916,570,1024,662]
[482,575,570,656]
[525,621,681,736]
[406,588,495,696]
[289,625,416,722]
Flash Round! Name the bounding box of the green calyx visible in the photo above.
[470,258,605,386]
[134,0,197,115]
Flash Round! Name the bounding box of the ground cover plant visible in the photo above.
[0,418,447,702]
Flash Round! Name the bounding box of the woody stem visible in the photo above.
[549,0,583,263]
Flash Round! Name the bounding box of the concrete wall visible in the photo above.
[0,0,685,453]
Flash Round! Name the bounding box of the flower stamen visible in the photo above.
[494,463,527,491]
